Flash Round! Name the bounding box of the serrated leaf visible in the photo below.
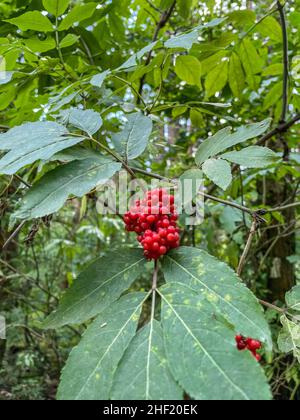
[43,0,70,17]
[111,320,182,400]
[5,11,54,32]
[229,52,245,98]
[278,315,300,362]
[13,157,121,220]
[195,119,271,166]
[160,283,272,400]
[43,249,145,328]
[202,158,232,190]
[111,112,153,161]
[57,293,147,400]
[221,146,280,168]
[161,247,272,349]
[285,285,300,312]
[175,55,202,88]
[59,3,97,31]
[0,121,85,175]
[90,70,110,88]
[61,108,102,136]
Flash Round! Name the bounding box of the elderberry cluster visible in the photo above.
[235,335,262,362]
[123,188,180,260]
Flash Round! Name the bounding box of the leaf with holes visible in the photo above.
[161,247,272,349]
[160,283,272,400]
[43,249,146,328]
[57,293,147,400]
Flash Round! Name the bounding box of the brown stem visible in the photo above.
[237,218,258,277]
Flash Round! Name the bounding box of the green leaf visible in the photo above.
[177,0,193,19]
[111,320,182,400]
[5,11,54,32]
[262,63,283,77]
[24,37,56,52]
[118,42,158,71]
[59,3,97,31]
[175,55,202,88]
[202,158,232,190]
[278,315,300,362]
[172,106,188,118]
[61,108,103,136]
[43,0,70,17]
[239,39,263,90]
[195,119,271,166]
[13,157,121,220]
[59,34,79,49]
[160,283,272,400]
[165,30,199,50]
[201,51,229,75]
[90,70,110,88]
[221,146,280,168]
[285,285,300,312]
[51,146,100,162]
[228,10,256,26]
[161,247,272,349]
[0,122,85,175]
[111,112,153,161]
[205,60,228,98]
[257,16,282,43]
[190,108,203,127]
[43,249,145,328]
[229,52,245,98]
[263,82,283,111]
[57,293,147,400]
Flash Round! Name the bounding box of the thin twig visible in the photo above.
[237,218,258,277]
[2,221,26,250]
[138,1,176,100]
[258,114,300,145]
[277,0,289,123]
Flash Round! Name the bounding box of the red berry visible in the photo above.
[159,246,167,255]
[167,233,176,242]
[147,215,156,224]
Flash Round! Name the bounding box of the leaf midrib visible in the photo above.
[159,290,250,401]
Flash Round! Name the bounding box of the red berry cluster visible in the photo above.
[123,188,180,260]
[235,335,262,362]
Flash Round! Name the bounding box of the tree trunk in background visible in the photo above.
[264,151,296,300]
